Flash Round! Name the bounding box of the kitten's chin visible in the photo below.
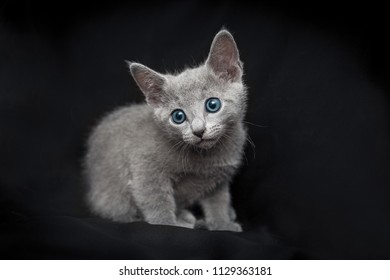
[196,140,214,149]
[193,137,219,150]
[183,134,223,150]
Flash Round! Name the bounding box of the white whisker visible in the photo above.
[246,134,256,159]
[243,120,268,128]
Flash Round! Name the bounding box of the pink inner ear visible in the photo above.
[134,70,159,93]
[147,88,165,106]
[207,32,242,82]
[226,65,240,80]
[143,77,165,106]
[131,64,166,106]
[209,55,242,82]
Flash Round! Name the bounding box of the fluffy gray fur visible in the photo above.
[85,30,248,231]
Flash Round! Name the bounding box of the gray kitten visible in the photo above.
[85,30,247,231]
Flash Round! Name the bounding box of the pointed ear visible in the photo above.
[206,30,243,82]
[128,62,167,106]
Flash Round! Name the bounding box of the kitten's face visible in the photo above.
[153,69,246,150]
[129,30,246,150]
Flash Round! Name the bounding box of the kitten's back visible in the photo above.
[85,104,156,222]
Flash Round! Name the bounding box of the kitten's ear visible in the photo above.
[206,30,243,82]
[128,62,167,106]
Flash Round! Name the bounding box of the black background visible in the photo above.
[1,0,389,259]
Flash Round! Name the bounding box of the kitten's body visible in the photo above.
[85,30,248,231]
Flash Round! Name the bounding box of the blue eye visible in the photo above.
[171,109,186,124]
[205,98,221,113]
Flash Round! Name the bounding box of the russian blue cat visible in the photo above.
[85,30,248,231]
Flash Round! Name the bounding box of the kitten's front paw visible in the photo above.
[206,221,243,232]
[219,222,242,232]
[176,210,196,229]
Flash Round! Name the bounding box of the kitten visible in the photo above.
[85,30,247,231]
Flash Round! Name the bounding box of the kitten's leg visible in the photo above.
[200,184,242,232]
[132,177,195,229]
[229,205,237,221]
[176,209,196,228]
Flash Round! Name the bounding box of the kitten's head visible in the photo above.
[128,30,247,150]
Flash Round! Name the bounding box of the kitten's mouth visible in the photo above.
[195,137,219,149]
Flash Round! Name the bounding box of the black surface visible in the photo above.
[0,0,389,259]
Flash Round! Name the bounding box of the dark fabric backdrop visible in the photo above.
[0,0,389,259]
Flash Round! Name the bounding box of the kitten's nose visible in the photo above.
[193,129,205,138]
[191,118,205,138]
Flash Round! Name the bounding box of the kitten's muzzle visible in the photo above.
[191,118,206,138]
[193,129,205,138]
